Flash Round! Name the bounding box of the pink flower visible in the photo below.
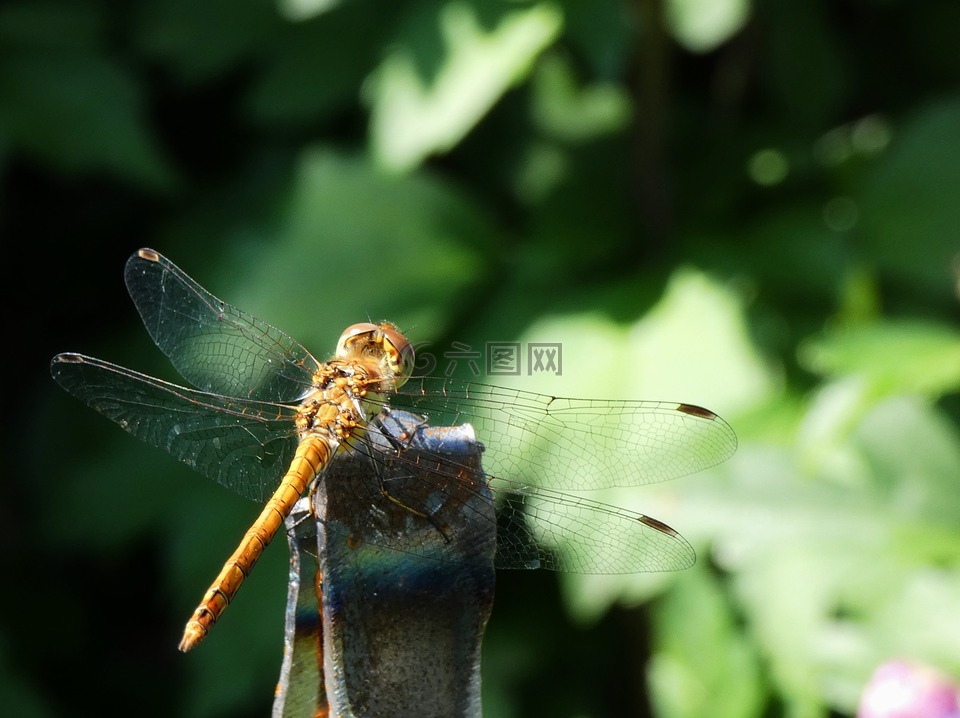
[858,660,960,718]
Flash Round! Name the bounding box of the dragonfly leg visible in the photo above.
[368,408,424,454]
[349,422,455,544]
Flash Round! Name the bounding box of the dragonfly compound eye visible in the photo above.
[379,324,415,388]
[336,323,380,359]
[336,322,415,389]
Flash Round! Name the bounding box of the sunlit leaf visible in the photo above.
[665,0,750,53]
[798,320,960,398]
[530,52,631,142]
[489,268,773,621]
[649,567,764,718]
[278,0,341,22]
[225,146,488,345]
[679,394,960,716]
[368,1,562,171]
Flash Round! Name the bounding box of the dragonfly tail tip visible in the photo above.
[178,623,207,653]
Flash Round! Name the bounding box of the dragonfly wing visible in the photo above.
[124,249,320,402]
[490,480,695,573]
[51,353,299,502]
[393,378,737,492]
[332,421,694,574]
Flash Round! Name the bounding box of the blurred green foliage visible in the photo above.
[5,0,959,716]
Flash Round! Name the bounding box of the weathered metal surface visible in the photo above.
[274,412,494,718]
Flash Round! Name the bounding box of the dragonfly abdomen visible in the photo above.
[178,434,333,652]
[179,364,393,652]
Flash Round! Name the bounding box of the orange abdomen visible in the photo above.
[178,435,331,652]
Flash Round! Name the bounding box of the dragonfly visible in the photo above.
[50,248,737,653]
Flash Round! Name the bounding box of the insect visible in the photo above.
[51,249,737,651]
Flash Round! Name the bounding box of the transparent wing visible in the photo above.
[392,377,737,493]
[333,412,696,574]
[124,248,320,402]
[57,243,736,577]
[490,483,695,572]
[51,353,300,502]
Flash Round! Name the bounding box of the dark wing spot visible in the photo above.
[637,514,680,537]
[676,403,718,420]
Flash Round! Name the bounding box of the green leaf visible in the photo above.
[529,52,631,142]
[0,50,174,187]
[490,268,774,621]
[0,1,102,51]
[245,3,391,127]
[368,1,562,171]
[858,96,960,297]
[134,0,282,83]
[798,319,960,398]
[679,393,960,716]
[763,1,849,127]
[649,567,765,718]
[223,146,488,346]
[664,0,751,53]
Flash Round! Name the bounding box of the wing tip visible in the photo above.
[676,402,739,454]
[50,352,85,375]
[51,352,83,362]
[675,402,719,420]
[636,514,681,538]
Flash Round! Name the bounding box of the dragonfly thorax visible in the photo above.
[296,358,396,445]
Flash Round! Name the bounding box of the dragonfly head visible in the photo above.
[336,322,415,391]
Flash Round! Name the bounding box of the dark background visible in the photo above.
[4,0,959,716]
